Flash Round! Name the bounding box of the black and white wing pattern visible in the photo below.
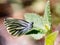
[4,18,33,36]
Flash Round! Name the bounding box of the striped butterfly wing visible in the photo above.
[4,18,33,36]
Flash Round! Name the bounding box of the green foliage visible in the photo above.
[24,0,52,39]
[45,31,58,45]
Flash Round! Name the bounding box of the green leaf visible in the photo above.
[44,0,51,31]
[45,31,58,45]
[24,0,51,40]
[29,33,45,40]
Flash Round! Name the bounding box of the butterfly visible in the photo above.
[4,18,33,36]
